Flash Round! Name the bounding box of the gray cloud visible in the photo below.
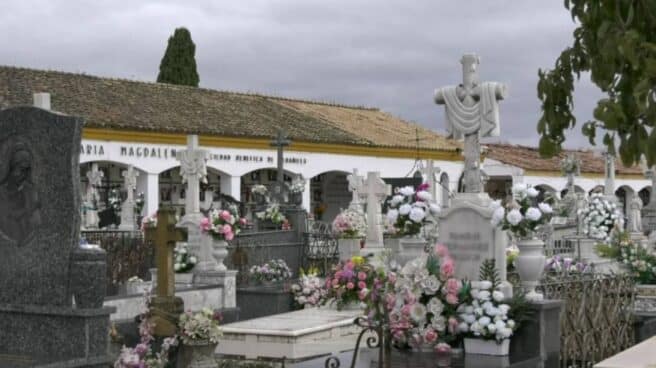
[0,0,604,149]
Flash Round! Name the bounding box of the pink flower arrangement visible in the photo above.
[323,256,375,310]
[384,243,465,349]
[201,204,245,241]
[332,208,366,238]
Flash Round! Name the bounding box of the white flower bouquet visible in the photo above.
[256,203,287,225]
[386,183,440,237]
[490,183,553,238]
[456,281,516,342]
[174,244,197,273]
[332,208,367,238]
[251,184,268,196]
[578,193,621,242]
[140,213,157,232]
[249,259,293,283]
[178,307,223,345]
[287,181,305,194]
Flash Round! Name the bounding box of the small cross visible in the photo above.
[270,129,291,200]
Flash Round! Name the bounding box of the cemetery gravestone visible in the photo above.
[438,201,507,282]
[0,106,114,367]
[360,172,391,258]
[270,129,290,204]
[84,162,103,229]
[119,164,138,230]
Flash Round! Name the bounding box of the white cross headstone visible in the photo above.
[176,135,215,280]
[360,172,391,255]
[346,168,364,213]
[434,54,506,194]
[119,165,139,230]
[421,160,441,205]
[177,135,208,221]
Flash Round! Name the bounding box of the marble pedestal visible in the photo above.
[216,308,364,364]
[0,304,115,368]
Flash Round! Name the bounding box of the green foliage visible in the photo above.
[157,27,200,87]
[506,288,534,328]
[479,259,501,290]
[538,0,656,166]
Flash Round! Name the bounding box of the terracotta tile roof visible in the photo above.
[485,143,642,175]
[0,65,459,152]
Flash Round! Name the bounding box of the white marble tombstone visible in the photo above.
[346,168,364,213]
[359,172,391,260]
[119,165,139,230]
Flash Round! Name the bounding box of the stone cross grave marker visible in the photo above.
[434,54,506,194]
[119,164,139,230]
[421,159,441,204]
[145,207,184,337]
[361,172,391,249]
[347,168,364,212]
[177,135,208,221]
[270,129,291,203]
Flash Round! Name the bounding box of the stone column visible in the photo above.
[144,173,159,217]
[220,174,242,202]
[302,180,311,212]
[643,166,656,235]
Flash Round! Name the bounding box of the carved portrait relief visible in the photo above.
[0,139,41,247]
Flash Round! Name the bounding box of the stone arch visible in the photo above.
[309,170,351,222]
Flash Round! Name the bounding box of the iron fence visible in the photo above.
[81,230,154,296]
[537,273,635,367]
[303,221,338,276]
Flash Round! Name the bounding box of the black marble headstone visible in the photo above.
[0,107,83,306]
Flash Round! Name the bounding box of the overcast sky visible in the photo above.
[0,0,604,148]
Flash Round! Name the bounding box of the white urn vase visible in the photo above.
[516,237,546,301]
[211,238,228,272]
[337,238,361,260]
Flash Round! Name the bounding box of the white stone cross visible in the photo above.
[421,160,441,203]
[361,171,391,248]
[434,54,506,193]
[122,165,139,203]
[347,168,364,211]
[85,163,104,205]
[177,135,208,218]
[603,151,616,197]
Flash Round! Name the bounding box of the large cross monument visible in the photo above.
[434,54,506,196]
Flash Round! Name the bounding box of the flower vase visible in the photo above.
[181,339,217,368]
[516,237,546,301]
[290,192,303,206]
[398,236,427,265]
[337,238,361,260]
[70,246,107,308]
[211,238,228,272]
[464,338,509,356]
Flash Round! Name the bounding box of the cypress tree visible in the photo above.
[156,27,200,87]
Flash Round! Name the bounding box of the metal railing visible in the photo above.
[303,221,338,276]
[537,273,635,367]
[81,230,154,296]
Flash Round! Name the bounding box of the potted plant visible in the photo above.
[386,183,441,262]
[490,183,554,301]
[173,243,197,287]
[332,208,367,260]
[200,204,246,270]
[457,260,520,356]
[178,308,223,368]
[249,259,293,286]
[290,267,327,309]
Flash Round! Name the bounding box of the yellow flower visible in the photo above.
[351,256,365,266]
